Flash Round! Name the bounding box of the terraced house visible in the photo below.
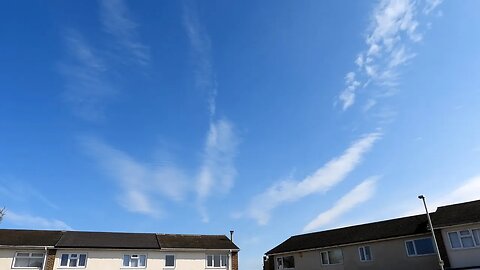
[264,199,480,270]
[0,230,239,270]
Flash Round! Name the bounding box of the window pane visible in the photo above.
[214,255,221,267]
[61,254,69,266]
[276,257,283,267]
[414,238,435,255]
[17,253,30,257]
[460,230,470,236]
[473,229,480,246]
[166,255,174,267]
[329,249,343,264]
[79,254,87,266]
[221,255,227,267]
[406,241,415,255]
[69,258,78,267]
[31,253,44,257]
[359,247,365,261]
[139,255,146,267]
[123,255,130,267]
[461,236,475,248]
[321,252,328,264]
[14,258,30,267]
[29,258,44,267]
[283,256,295,268]
[131,258,139,267]
[449,232,461,248]
[365,246,372,260]
[207,255,213,267]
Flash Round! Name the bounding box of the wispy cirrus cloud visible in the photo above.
[0,179,58,210]
[339,0,443,111]
[80,137,188,217]
[303,177,378,232]
[182,3,239,222]
[60,30,116,121]
[100,0,150,65]
[5,211,72,230]
[243,132,381,225]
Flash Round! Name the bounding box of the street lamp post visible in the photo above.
[418,195,444,270]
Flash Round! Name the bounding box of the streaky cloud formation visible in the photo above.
[303,177,378,233]
[5,211,72,230]
[100,0,150,65]
[80,137,188,217]
[339,0,443,110]
[245,132,381,225]
[196,119,238,222]
[60,30,115,122]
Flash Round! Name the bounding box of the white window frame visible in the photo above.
[164,254,175,268]
[276,256,295,269]
[320,249,343,265]
[12,252,45,269]
[122,254,147,268]
[358,246,372,262]
[405,238,436,257]
[59,253,88,268]
[448,229,480,249]
[206,254,228,268]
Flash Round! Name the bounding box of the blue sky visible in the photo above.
[1,0,480,269]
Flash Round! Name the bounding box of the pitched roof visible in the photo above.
[266,214,429,255]
[0,229,63,246]
[432,199,480,228]
[56,231,160,249]
[266,199,480,255]
[157,234,239,250]
[0,229,238,250]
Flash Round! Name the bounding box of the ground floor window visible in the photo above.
[405,238,435,256]
[321,249,343,265]
[13,252,45,268]
[206,254,228,268]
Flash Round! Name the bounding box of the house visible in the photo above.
[264,199,480,270]
[0,229,239,270]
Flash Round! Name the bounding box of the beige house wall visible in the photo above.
[273,235,440,270]
[441,223,480,268]
[0,248,47,270]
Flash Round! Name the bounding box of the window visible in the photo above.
[206,254,227,268]
[448,229,480,249]
[358,246,372,262]
[405,238,435,256]
[320,249,343,265]
[123,255,146,268]
[275,256,294,269]
[165,255,175,268]
[60,254,87,268]
[13,252,45,268]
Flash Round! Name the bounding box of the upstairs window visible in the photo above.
[448,229,480,249]
[276,256,295,269]
[358,246,372,262]
[165,255,175,268]
[13,252,45,268]
[123,255,147,268]
[405,238,435,256]
[206,254,227,268]
[60,254,87,268]
[320,249,343,265]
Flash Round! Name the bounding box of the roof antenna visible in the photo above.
[230,230,234,242]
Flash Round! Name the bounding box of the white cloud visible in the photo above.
[244,132,381,225]
[0,180,58,209]
[5,211,72,230]
[81,137,188,217]
[183,3,217,117]
[303,177,378,232]
[100,0,150,65]
[196,119,238,222]
[60,30,116,121]
[338,0,443,110]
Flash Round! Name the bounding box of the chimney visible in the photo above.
[230,230,234,242]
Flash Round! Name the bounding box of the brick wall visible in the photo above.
[44,249,57,270]
[232,251,238,270]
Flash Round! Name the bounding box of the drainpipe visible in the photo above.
[229,249,233,270]
[42,246,48,270]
